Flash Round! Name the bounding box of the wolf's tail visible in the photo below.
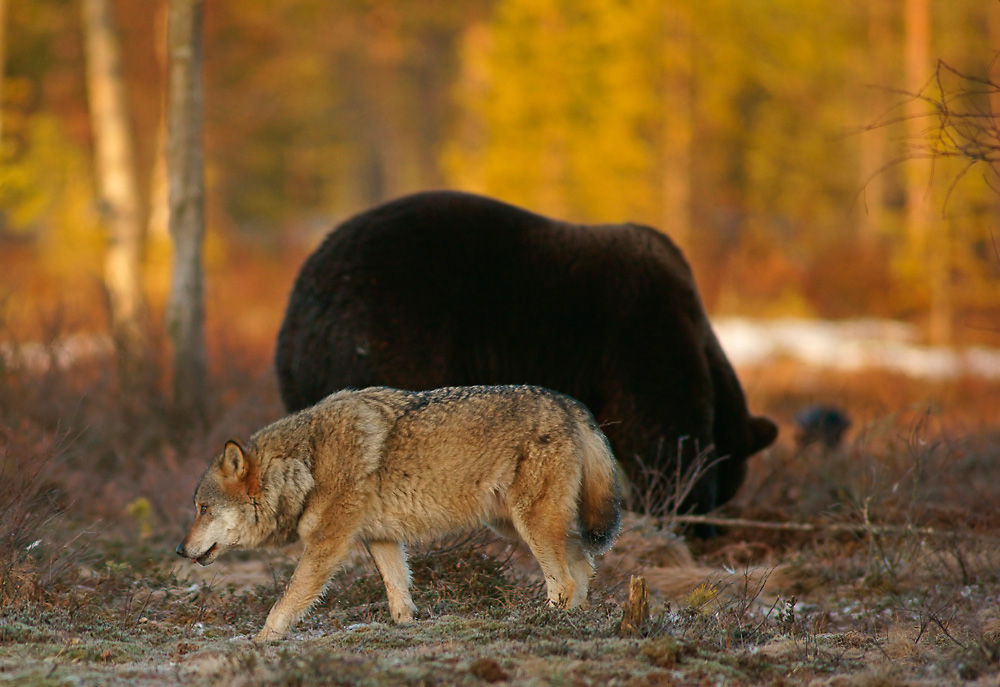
[576,419,623,554]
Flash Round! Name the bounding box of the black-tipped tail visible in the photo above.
[577,423,623,554]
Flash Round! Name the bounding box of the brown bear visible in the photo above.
[275,191,777,519]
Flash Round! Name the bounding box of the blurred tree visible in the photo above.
[199,0,482,237]
[146,0,171,302]
[3,0,1000,339]
[991,20,1000,180]
[81,0,145,356]
[858,1,892,254]
[166,0,207,423]
[0,1,104,295]
[447,0,664,223]
[0,0,6,144]
[0,115,104,280]
[903,0,951,344]
[132,0,172,310]
[661,0,693,251]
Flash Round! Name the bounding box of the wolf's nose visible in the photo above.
[175,543,186,557]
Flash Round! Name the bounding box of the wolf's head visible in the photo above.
[176,440,261,566]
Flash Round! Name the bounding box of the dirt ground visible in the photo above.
[3,515,1000,687]
[3,351,1000,686]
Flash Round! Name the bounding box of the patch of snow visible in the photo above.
[713,317,1000,381]
[4,318,1000,381]
[0,333,113,372]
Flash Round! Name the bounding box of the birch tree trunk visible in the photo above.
[81,0,145,358]
[148,0,170,246]
[166,0,207,422]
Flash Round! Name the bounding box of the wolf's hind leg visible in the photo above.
[508,507,576,608]
[368,540,417,623]
[507,448,582,609]
[256,537,354,642]
[486,518,520,542]
[566,537,595,609]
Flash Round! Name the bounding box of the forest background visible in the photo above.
[4,4,1000,683]
[3,0,1000,357]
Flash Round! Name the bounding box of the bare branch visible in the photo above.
[670,514,1000,544]
[861,58,1000,207]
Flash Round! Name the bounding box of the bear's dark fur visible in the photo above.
[276,191,777,516]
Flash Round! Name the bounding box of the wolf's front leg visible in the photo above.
[367,540,417,623]
[255,538,354,642]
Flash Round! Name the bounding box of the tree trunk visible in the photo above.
[81,0,145,358]
[148,0,170,246]
[662,1,693,253]
[166,0,207,423]
[904,0,950,344]
[0,0,7,143]
[987,12,1000,230]
[859,1,890,253]
[361,3,422,203]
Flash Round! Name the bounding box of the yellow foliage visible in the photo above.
[126,497,153,539]
[446,0,665,223]
[5,0,1000,332]
[684,582,719,613]
[0,116,105,280]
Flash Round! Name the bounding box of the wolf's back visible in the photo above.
[575,418,622,554]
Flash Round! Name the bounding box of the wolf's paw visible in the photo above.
[547,588,578,610]
[254,627,285,643]
[390,601,417,624]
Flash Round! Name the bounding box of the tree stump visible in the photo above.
[618,574,650,637]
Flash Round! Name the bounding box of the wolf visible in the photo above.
[275,190,777,522]
[176,385,622,641]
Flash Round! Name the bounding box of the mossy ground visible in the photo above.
[3,322,1000,685]
[3,510,1000,687]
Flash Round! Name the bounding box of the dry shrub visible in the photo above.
[0,300,286,554]
[730,367,1000,536]
[0,423,80,604]
[319,533,538,624]
[409,534,532,612]
[625,437,721,528]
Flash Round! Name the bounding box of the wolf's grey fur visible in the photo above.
[177,385,622,641]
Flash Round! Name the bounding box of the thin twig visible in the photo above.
[669,514,1000,543]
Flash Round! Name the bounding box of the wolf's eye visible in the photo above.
[199,505,208,516]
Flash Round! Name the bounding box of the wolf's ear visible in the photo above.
[221,440,248,480]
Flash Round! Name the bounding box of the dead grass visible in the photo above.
[2,310,1000,685]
